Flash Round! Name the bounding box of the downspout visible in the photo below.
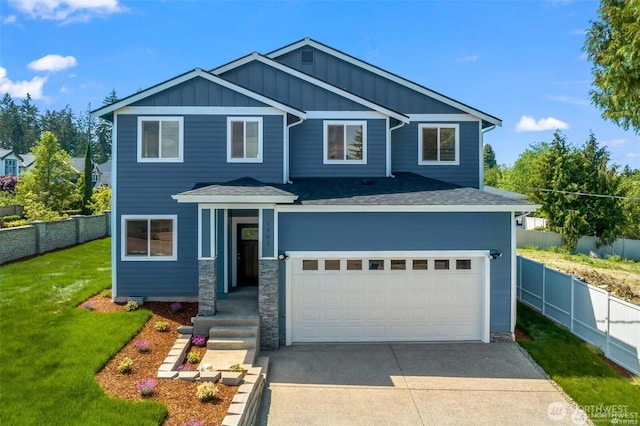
[387,120,406,178]
[285,116,305,184]
[479,124,497,190]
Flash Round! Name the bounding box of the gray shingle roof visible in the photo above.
[186,178,297,198]
[276,173,535,207]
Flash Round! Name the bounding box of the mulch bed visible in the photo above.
[83,293,237,426]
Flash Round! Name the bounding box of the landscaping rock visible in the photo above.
[221,371,243,386]
[157,371,178,379]
[200,371,221,383]
[178,371,200,381]
[177,325,193,334]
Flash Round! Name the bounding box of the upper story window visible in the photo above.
[137,117,183,162]
[121,215,177,261]
[227,117,263,163]
[4,159,17,175]
[418,124,459,165]
[323,121,367,164]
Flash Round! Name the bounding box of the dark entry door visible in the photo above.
[237,224,259,286]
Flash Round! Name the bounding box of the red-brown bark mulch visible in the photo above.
[83,293,237,426]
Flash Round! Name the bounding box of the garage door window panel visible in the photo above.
[391,260,406,270]
[412,259,428,270]
[434,259,450,270]
[368,260,384,270]
[325,260,341,270]
[347,259,362,270]
[456,259,472,270]
[302,259,318,271]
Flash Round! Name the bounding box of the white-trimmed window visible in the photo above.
[137,117,183,162]
[121,215,177,261]
[418,123,459,165]
[323,121,367,163]
[4,159,17,175]
[227,117,263,162]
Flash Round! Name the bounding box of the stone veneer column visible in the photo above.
[198,258,217,315]
[259,259,279,350]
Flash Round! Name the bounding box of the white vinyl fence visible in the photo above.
[517,255,640,375]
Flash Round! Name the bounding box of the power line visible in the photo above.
[521,187,640,201]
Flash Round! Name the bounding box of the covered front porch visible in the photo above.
[172,178,297,350]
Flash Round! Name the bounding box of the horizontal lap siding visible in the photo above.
[278,211,512,332]
[220,61,366,111]
[115,113,284,298]
[289,118,387,178]
[392,121,480,188]
[275,47,464,114]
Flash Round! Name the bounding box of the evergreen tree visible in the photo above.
[81,143,93,215]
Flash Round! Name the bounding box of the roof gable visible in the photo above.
[267,38,501,128]
[92,68,306,121]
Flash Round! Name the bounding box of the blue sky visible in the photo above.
[0,0,638,169]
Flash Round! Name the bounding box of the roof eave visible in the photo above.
[171,194,298,204]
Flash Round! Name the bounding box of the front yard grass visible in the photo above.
[0,238,167,425]
[517,302,640,424]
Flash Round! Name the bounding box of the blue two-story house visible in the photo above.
[93,38,536,350]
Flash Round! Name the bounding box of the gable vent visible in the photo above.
[301,50,314,64]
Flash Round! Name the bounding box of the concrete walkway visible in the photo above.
[258,343,581,425]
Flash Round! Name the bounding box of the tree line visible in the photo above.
[484,132,640,247]
[0,91,117,163]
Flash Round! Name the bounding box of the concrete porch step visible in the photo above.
[208,337,257,350]
[209,325,259,338]
[200,349,256,371]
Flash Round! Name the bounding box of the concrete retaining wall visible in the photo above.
[0,211,111,264]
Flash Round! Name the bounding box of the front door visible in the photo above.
[237,224,259,286]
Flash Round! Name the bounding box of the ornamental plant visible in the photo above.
[169,302,183,313]
[191,335,207,347]
[80,301,94,311]
[229,364,243,373]
[177,363,192,371]
[117,357,133,374]
[135,378,157,397]
[187,350,201,364]
[196,382,219,402]
[125,300,139,311]
[182,420,204,426]
[154,321,169,332]
[135,339,151,353]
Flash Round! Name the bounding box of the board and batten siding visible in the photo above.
[392,121,481,188]
[274,47,465,114]
[277,211,513,333]
[289,118,387,178]
[220,60,368,112]
[114,113,285,299]
[132,76,268,107]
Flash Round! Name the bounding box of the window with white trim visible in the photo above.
[4,159,17,175]
[418,124,459,165]
[323,121,366,163]
[121,215,177,261]
[137,117,183,162]
[227,117,263,162]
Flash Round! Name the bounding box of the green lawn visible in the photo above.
[517,302,640,424]
[0,238,167,425]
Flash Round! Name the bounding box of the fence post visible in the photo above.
[542,263,546,315]
[605,292,611,358]
[570,275,575,333]
[518,256,522,301]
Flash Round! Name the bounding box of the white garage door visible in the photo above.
[288,253,488,343]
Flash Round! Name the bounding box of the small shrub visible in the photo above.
[5,219,30,228]
[196,382,219,402]
[79,301,94,311]
[631,376,640,388]
[154,321,169,332]
[117,357,133,374]
[169,302,183,313]
[2,214,22,222]
[101,289,112,298]
[135,339,151,353]
[182,419,205,426]
[229,364,243,372]
[199,363,213,372]
[135,378,157,397]
[177,363,192,371]
[187,350,201,364]
[191,335,207,347]
[125,300,139,311]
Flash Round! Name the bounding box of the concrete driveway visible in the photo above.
[257,343,581,425]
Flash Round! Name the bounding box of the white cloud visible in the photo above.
[457,54,479,63]
[602,139,631,148]
[28,54,77,72]
[515,115,569,132]
[2,14,18,24]
[626,152,639,159]
[9,0,123,22]
[0,67,47,99]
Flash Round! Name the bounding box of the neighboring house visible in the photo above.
[19,153,35,175]
[92,38,538,350]
[70,157,107,187]
[0,149,24,176]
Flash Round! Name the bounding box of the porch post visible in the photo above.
[259,258,279,350]
[198,259,217,315]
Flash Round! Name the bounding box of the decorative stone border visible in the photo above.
[222,365,265,426]
[157,333,193,379]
